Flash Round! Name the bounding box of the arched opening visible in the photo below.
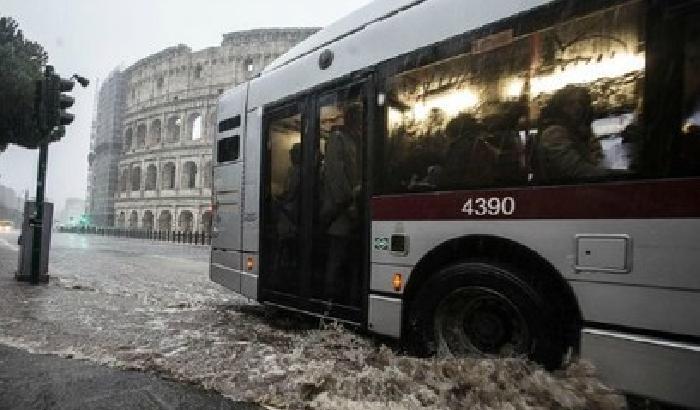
[178,210,194,232]
[120,169,129,192]
[124,128,133,151]
[167,116,181,142]
[145,164,157,191]
[158,210,172,231]
[162,162,176,189]
[187,113,202,140]
[136,124,146,148]
[149,119,161,146]
[202,160,212,188]
[201,210,212,233]
[244,57,254,74]
[118,211,126,227]
[131,166,141,191]
[182,161,197,189]
[142,210,154,230]
[129,210,138,228]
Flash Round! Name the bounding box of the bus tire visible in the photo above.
[407,260,564,369]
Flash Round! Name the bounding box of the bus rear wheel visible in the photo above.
[409,261,564,369]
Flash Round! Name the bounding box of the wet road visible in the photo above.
[0,231,626,409]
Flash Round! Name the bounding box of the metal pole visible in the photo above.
[30,141,48,284]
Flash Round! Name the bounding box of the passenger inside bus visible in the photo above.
[321,104,362,304]
[275,142,302,270]
[532,86,608,183]
[442,113,498,187]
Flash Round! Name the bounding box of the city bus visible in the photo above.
[210,0,700,406]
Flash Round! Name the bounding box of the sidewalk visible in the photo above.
[0,345,262,410]
[0,235,260,410]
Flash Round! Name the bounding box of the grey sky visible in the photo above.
[0,0,372,214]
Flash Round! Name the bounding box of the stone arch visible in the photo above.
[162,162,176,189]
[117,211,126,227]
[142,210,154,230]
[158,210,172,231]
[136,124,146,148]
[202,160,212,188]
[145,164,157,191]
[166,116,181,142]
[129,210,138,228]
[182,161,197,189]
[131,166,141,191]
[149,119,161,146]
[124,128,133,151]
[178,210,194,232]
[187,112,202,140]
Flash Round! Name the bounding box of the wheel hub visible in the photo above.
[434,286,530,357]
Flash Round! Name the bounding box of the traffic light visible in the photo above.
[33,65,87,141]
[56,77,75,126]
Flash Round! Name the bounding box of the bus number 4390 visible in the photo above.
[461,197,516,216]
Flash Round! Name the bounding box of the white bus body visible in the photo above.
[211,0,700,407]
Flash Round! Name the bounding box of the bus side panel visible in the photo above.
[370,218,700,338]
[210,85,248,294]
[239,105,262,301]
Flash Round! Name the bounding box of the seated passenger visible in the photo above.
[443,113,499,188]
[482,101,528,184]
[533,86,606,183]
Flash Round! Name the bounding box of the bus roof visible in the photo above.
[242,0,551,109]
[263,0,423,73]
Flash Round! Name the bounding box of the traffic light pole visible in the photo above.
[17,65,87,284]
[29,141,49,284]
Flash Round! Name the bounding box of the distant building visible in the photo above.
[87,28,318,230]
[86,69,126,227]
[58,197,86,227]
[0,183,22,225]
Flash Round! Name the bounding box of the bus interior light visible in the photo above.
[392,272,403,292]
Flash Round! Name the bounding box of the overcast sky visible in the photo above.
[0,0,373,214]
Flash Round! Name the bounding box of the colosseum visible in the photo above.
[110,29,317,233]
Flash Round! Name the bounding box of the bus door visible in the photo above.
[261,103,305,304]
[308,81,370,320]
[261,79,371,323]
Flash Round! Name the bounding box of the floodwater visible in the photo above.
[0,232,626,409]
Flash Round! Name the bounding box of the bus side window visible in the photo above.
[383,34,532,193]
[381,1,649,194]
[217,135,240,163]
[529,1,645,185]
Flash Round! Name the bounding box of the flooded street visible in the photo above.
[0,232,626,409]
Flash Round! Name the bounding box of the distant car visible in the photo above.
[0,220,14,232]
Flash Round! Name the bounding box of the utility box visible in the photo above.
[16,201,53,283]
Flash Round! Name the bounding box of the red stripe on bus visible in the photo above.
[371,178,700,220]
